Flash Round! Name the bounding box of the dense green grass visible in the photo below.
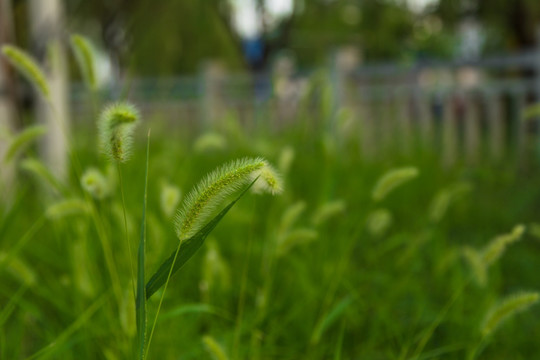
[2,102,540,360]
[2,41,540,358]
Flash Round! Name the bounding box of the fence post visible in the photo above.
[514,87,527,165]
[200,61,226,130]
[442,93,457,168]
[330,46,359,131]
[29,0,69,180]
[464,93,480,164]
[484,89,504,161]
[272,54,295,130]
[358,93,376,160]
[395,88,412,155]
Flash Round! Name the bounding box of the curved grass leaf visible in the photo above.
[20,158,67,195]
[4,125,47,163]
[159,303,231,322]
[310,296,353,345]
[145,179,256,300]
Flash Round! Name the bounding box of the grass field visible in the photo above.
[2,44,540,360]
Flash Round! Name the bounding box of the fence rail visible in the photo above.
[70,47,540,166]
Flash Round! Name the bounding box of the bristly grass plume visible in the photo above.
[98,102,140,162]
[372,167,419,202]
[481,291,539,336]
[70,34,97,91]
[481,224,525,266]
[81,167,111,200]
[160,182,182,218]
[463,225,525,286]
[251,163,283,195]
[1,45,50,100]
[175,157,280,240]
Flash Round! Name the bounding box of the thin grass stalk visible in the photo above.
[409,277,473,360]
[44,104,123,305]
[118,162,136,299]
[232,198,257,359]
[26,294,108,360]
[136,130,150,359]
[0,215,46,273]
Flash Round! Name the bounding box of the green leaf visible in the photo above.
[136,130,150,359]
[145,179,256,300]
[311,296,353,345]
[4,125,47,163]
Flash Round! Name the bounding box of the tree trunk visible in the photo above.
[28,0,69,181]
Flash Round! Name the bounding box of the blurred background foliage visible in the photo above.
[8,0,540,76]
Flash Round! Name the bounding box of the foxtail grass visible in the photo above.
[481,291,539,336]
[81,167,111,200]
[174,157,268,241]
[372,167,419,202]
[160,182,181,218]
[1,45,50,100]
[311,199,346,226]
[98,102,140,163]
[202,335,229,360]
[45,198,89,220]
[70,34,97,91]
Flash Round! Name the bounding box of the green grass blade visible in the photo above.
[311,296,353,345]
[26,294,106,359]
[4,125,47,163]
[159,303,232,322]
[145,179,257,300]
[136,130,151,359]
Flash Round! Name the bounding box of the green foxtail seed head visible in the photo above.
[175,157,268,240]
[202,335,229,360]
[481,291,539,336]
[1,45,50,100]
[311,199,346,226]
[0,252,36,286]
[462,246,487,286]
[372,167,419,202]
[366,208,393,237]
[161,182,182,218]
[276,228,318,257]
[193,132,227,153]
[81,168,110,200]
[70,34,97,90]
[4,125,47,163]
[251,163,283,195]
[278,145,295,175]
[278,201,306,236]
[45,198,89,220]
[481,224,525,266]
[429,182,472,222]
[98,102,140,162]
